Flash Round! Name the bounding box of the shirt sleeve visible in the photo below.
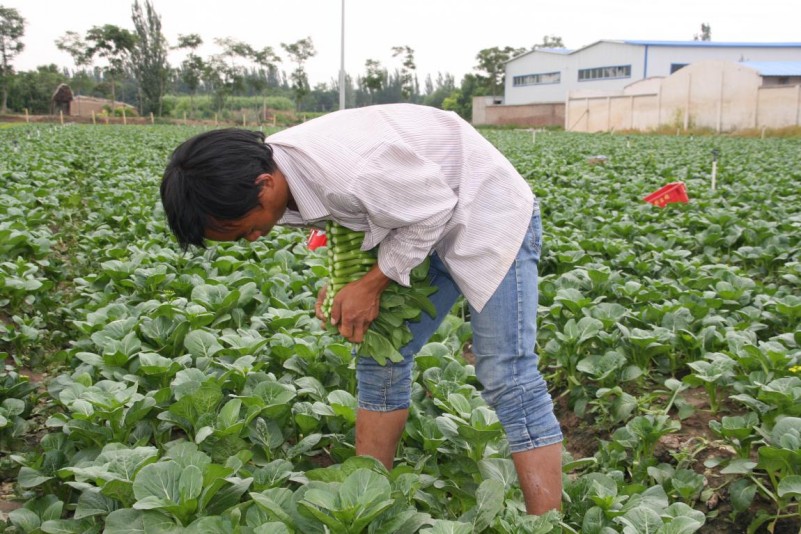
[349,142,458,287]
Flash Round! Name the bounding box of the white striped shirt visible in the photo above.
[268,104,535,312]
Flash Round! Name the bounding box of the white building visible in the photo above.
[504,40,801,105]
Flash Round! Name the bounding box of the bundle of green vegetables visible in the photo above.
[321,221,438,365]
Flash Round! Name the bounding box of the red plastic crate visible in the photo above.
[643,182,689,207]
[306,229,327,250]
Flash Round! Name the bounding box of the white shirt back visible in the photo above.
[269,103,535,312]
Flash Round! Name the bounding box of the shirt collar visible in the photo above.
[270,144,330,226]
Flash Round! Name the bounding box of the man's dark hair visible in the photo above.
[160,128,276,249]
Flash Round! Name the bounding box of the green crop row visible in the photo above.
[0,124,799,533]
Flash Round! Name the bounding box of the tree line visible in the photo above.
[0,2,566,121]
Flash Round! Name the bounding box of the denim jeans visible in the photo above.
[356,212,563,453]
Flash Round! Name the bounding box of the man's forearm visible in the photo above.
[359,263,392,295]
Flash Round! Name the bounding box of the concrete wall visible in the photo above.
[757,85,801,128]
[473,97,564,127]
[564,60,801,132]
[471,96,496,125]
[567,94,658,132]
[659,60,761,131]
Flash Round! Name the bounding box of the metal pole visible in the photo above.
[711,149,719,191]
[339,0,346,110]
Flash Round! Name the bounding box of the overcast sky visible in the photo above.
[4,0,799,86]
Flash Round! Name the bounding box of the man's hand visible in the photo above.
[328,264,391,343]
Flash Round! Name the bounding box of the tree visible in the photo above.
[474,46,525,96]
[58,25,137,109]
[174,33,204,116]
[55,31,91,66]
[208,37,253,111]
[216,37,254,66]
[306,81,338,112]
[7,64,66,114]
[694,23,711,41]
[444,73,481,119]
[67,67,101,97]
[204,55,235,113]
[281,37,316,111]
[391,45,416,102]
[86,25,137,107]
[534,35,565,49]
[252,46,281,83]
[250,45,281,98]
[361,59,385,105]
[422,72,456,109]
[130,0,169,116]
[0,5,25,114]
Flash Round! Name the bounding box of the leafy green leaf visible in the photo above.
[420,520,473,534]
[339,468,391,509]
[103,508,180,533]
[614,506,662,533]
[18,466,53,488]
[179,465,203,502]
[74,488,117,519]
[184,330,223,358]
[477,458,517,489]
[778,475,801,499]
[41,517,99,534]
[133,461,182,503]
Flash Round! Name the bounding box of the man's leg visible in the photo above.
[470,212,564,514]
[512,443,563,514]
[355,253,461,469]
[355,408,409,470]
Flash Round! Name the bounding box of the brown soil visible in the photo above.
[1,356,49,522]
[553,386,801,534]
[3,357,47,384]
[555,394,605,460]
[0,481,22,522]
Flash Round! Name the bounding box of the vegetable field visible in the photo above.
[1,124,800,533]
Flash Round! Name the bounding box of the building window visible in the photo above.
[513,71,561,86]
[577,65,631,81]
[670,63,688,74]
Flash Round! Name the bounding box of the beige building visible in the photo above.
[474,40,801,132]
[504,40,801,106]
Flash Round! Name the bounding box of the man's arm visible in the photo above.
[314,142,458,342]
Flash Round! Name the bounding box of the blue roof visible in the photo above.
[623,40,801,48]
[741,61,801,76]
[537,47,572,54]
[506,39,801,65]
